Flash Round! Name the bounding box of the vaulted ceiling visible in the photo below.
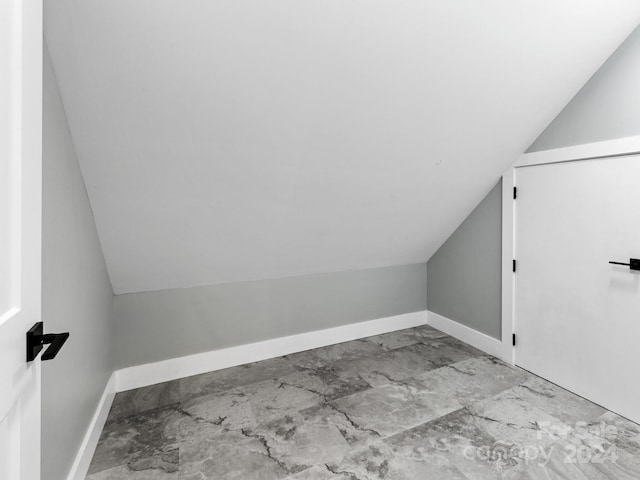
[44,0,640,294]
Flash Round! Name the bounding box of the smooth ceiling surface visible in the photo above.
[44,1,640,294]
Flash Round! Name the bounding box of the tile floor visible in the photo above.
[86,325,640,479]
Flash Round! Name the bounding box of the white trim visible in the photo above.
[501,168,516,364]
[515,135,640,167]
[66,373,117,480]
[426,311,508,360]
[115,311,428,392]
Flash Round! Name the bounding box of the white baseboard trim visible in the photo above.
[114,311,428,392]
[67,373,117,480]
[426,310,509,361]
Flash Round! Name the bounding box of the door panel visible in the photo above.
[0,0,43,476]
[515,156,640,423]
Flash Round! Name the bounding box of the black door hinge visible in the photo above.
[513,186,517,199]
[512,259,517,272]
[512,334,516,346]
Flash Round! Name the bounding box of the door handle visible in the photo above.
[26,322,70,362]
[609,258,640,271]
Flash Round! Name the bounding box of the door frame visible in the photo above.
[501,134,640,366]
[0,0,43,477]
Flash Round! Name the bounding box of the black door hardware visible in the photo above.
[26,322,69,362]
[609,258,640,271]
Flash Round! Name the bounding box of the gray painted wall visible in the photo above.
[42,44,115,480]
[114,264,427,369]
[529,25,640,152]
[427,25,640,340]
[427,181,502,340]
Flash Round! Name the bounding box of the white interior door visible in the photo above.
[0,0,43,477]
[515,155,640,423]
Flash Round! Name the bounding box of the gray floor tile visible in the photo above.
[285,339,386,370]
[85,463,177,480]
[179,427,294,480]
[511,376,607,426]
[466,387,572,450]
[328,440,470,480]
[246,407,352,470]
[385,408,514,480]
[414,356,531,407]
[86,325,637,480]
[329,377,463,438]
[283,465,353,479]
[242,377,326,424]
[279,364,372,402]
[88,405,181,476]
[333,343,444,388]
[179,356,295,399]
[177,387,256,435]
[597,411,640,454]
[107,380,179,422]
[517,438,640,480]
[363,324,448,350]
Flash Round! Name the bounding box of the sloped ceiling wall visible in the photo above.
[44,0,640,294]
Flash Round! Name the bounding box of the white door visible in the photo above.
[0,0,43,477]
[515,155,640,423]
